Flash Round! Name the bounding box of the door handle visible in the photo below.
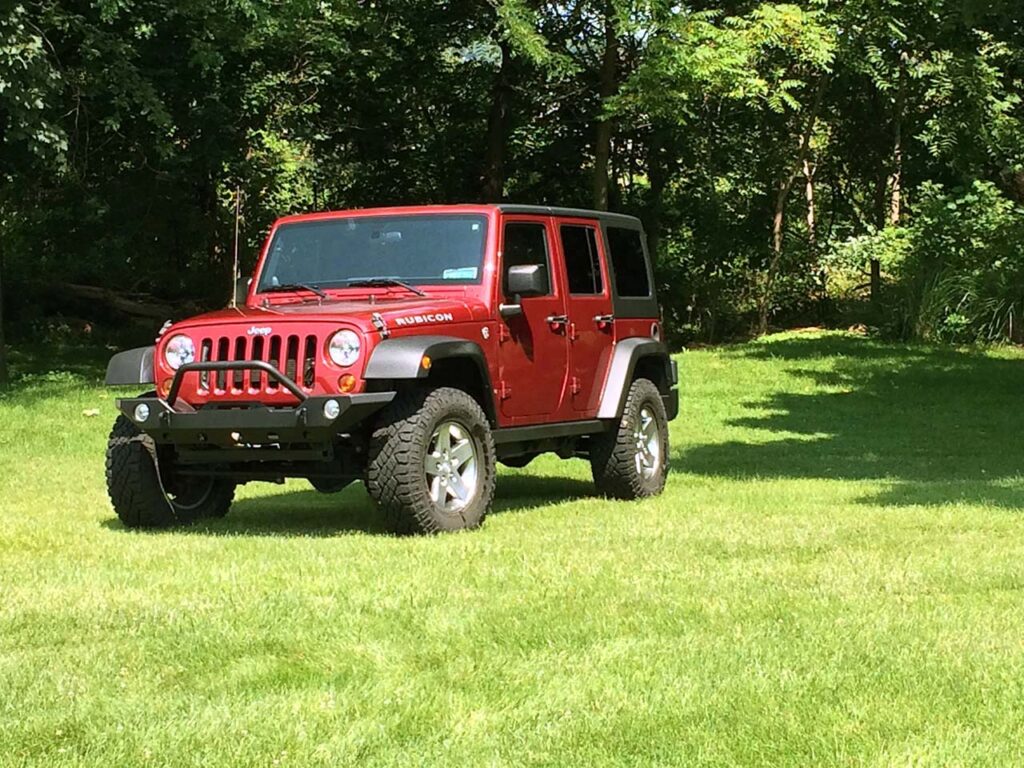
[593,314,615,328]
[545,314,569,331]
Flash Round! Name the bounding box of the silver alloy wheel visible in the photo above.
[633,406,662,479]
[425,420,479,512]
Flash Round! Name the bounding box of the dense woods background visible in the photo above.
[1,0,1023,382]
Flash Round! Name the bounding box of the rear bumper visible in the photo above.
[117,392,395,448]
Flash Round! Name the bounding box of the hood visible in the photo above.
[170,295,484,334]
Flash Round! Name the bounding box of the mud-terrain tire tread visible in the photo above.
[590,377,669,500]
[365,387,496,535]
[106,414,234,527]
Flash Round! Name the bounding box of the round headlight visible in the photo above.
[164,334,195,371]
[328,330,361,367]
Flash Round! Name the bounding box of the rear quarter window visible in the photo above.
[560,225,603,295]
[606,227,651,298]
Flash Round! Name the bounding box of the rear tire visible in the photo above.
[590,378,669,499]
[106,414,235,528]
[365,387,496,535]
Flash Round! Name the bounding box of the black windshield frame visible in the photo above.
[256,214,489,294]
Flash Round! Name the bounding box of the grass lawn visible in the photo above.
[2,330,1023,766]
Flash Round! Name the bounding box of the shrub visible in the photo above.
[826,181,1024,344]
[899,181,1024,344]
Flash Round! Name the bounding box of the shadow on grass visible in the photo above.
[675,333,1024,509]
[0,343,113,407]
[102,473,597,537]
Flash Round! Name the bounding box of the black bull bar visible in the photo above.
[117,360,395,449]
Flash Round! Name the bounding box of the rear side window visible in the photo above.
[606,227,651,297]
[560,225,603,295]
[502,222,551,295]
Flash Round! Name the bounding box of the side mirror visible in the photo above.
[233,276,252,305]
[506,264,547,298]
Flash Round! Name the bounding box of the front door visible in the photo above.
[497,217,569,421]
[555,219,615,415]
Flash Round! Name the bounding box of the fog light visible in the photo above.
[133,403,150,423]
[338,374,357,394]
[323,399,341,420]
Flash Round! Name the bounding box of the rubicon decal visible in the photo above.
[394,312,455,327]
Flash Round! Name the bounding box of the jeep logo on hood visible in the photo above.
[246,326,273,336]
[394,312,454,327]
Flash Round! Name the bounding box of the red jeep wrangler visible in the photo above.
[105,205,679,534]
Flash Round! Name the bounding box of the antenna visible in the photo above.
[231,186,242,308]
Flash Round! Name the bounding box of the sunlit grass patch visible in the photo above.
[2,332,1023,766]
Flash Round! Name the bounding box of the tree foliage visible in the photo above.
[1,0,1022,354]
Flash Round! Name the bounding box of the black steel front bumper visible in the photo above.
[116,360,395,450]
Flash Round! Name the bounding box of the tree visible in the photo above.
[0,3,66,383]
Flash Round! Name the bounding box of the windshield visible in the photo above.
[257,214,488,293]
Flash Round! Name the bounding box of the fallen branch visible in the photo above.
[57,283,181,320]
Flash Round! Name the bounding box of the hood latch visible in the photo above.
[371,312,390,340]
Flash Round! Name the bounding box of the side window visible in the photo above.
[502,222,551,296]
[560,225,603,295]
[606,226,652,297]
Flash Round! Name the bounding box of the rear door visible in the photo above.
[496,216,569,421]
[555,218,615,415]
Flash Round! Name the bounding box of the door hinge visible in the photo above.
[570,376,581,395]
[568,322,578,342]
[497,381,512,400]
[498,324,511,343]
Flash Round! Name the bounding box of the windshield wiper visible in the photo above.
[346,277,426,297]
[262,282,328,300]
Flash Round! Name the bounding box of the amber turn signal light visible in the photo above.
[158,378,173,398]
[338,374,357,394]
[421,355,432,371]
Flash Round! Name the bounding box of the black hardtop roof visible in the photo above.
[495,205,643,229]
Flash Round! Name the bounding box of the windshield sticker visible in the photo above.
[394,312,455,327]
[442,267,478,280]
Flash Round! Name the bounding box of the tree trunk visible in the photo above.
[804,157,816,262]
[645,130,667,263]
[0,242,7,385]
[480,40,513,202]
[873,52,905,305]
[889,56,905,228]
[804,155,828,311]
[870,173,886,302]
[757,76,829,336]
[870,259,882,304]
[592,9,618,211]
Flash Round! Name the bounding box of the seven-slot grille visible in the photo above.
[196,333,318,393]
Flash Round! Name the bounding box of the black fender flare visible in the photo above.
[364,335,495,418]
[597,338,678,420]
[106,346,155,386]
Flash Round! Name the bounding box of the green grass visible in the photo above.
[2,330,1024,766]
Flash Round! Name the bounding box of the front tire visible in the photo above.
[590,378,669,499]
[365,387,497,535]
[106,414,235,528]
